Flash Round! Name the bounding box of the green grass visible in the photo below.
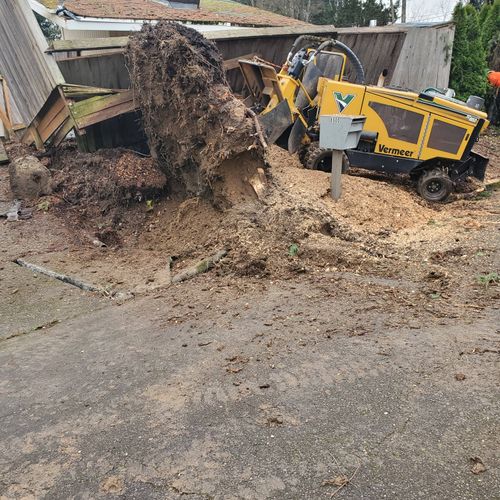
[288,244,299,256]
[477,272,499,288]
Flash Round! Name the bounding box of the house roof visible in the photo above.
[37,0,308,27]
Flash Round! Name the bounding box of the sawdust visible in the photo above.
[265,146,436,232]
[100,476,125,495]
[126,22,264,202]
[41,141,452,280]
[121,144,443,278]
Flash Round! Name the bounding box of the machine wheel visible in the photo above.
[302,142,349,173]
[298,143,309,165]
[417,168,453,202]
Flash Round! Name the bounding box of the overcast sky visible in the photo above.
[394,0,458,23]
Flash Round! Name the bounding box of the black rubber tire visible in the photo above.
[417,168,453,202]
[301,142,349,173]
[297,144,309,165]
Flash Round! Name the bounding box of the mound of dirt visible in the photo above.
[125,145,442,279]
[126,22,264,201]
[51,146,166,221]
[265,146,436,230]
[42,139,446,280]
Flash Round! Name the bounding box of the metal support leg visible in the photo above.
[330,149,343,201]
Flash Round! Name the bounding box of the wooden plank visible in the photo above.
[48,37,131,54]
[47,26,340,53]
[36,95,66,134]
[39,105,70,143]
[0,141,8,165]
[47,23,456,55]
[0,106,14,140]
[1,77,12,124]
[223,53,258,71]
[73,100,136,130]
[61,83,127,97]
[69,91,136,130]
[69,91,134,121]
[207,25,337,41]
[46,23,428,55]
[22,124,44,149]
[51,117,75,147]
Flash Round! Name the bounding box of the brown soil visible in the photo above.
[16,142,498,281]
[125,22,263,201]
[2,127,498,323]
[47,145,166,243]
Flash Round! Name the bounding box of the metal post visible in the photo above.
[330,150,343,201]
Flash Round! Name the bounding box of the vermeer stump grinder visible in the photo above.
[238,36,490,202]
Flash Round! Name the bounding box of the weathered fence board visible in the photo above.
[0,0,64,127]
[392,25,455,91]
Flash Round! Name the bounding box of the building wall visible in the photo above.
[0,0,63,130]
[62,28,111,40]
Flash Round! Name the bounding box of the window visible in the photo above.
[315,53,344,80]
[369,101,424,144]
[427,119,467,155]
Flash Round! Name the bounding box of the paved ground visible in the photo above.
[1,143,499,499]
[1,273,498,499]
[0,262,104,342]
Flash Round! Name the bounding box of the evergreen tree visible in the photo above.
[479,0,500,123]
[362,0,393,25]
[480,0,500,57]
[478,1,491,27]
[450,3,488,100]
[470,0,486,9]
[312,0,395,27]
[35,12,61,41]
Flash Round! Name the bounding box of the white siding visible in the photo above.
[62,28,111,40]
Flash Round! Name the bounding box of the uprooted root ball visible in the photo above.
[126,22,264,200]
[51,147,167,219]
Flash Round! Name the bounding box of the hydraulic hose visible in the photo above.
[286,35,325,63]
[317,40,365,84]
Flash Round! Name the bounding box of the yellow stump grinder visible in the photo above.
[239,36,490,202]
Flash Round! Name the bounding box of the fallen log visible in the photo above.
[15,258,105,293]
[171,249,227,284]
